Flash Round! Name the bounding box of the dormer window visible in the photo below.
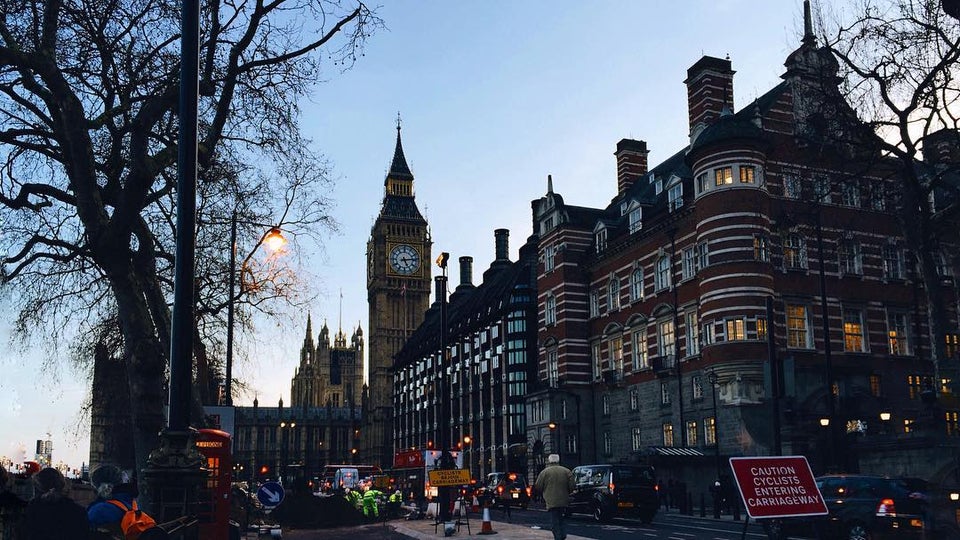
[655,179,663,194]
[668,183,683,211]
[620,201,628,216]
[629,208,642,234]
[596,228,608,253]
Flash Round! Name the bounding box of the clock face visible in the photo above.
[389,244,421,275]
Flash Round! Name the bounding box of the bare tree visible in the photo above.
[807,0,960,390]
[0,0,382,480]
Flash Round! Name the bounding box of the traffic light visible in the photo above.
[259,465,269,476]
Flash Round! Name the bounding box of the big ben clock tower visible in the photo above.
[363,119,431,467]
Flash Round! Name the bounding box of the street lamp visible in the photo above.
[280,421,295,485]
[435,251,454,524]
[708,371,722,519]
[224,211,286,405]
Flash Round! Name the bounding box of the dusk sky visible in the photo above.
[1,1,811,469]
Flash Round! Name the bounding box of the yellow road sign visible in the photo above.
[428,468,471,487]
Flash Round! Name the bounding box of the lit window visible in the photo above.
[705,417,717,445]
[686,311,700,356]
[843,309,866,353]
[632,329,648,371]
[888,312,910,356]
[715,167,733,186]
[662,423,674,447]
[659,320,675,357]
[740,165,755,183]
[907,374,923,400]
[686,420,698,445]
[630,267,644,302]
[903,419,915,433]
[869,374,881,397]
[609,336,624,376]
[757,317,767,340]
[726,318,746,341]
[947,411,960,436]
[608,277,620,312]
[787,305,811,349]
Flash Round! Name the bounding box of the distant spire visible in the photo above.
[547,174,554,194]
[338,288,343,335]
[802,0,816,46]
[306,313,313,337]
[388,115,414,180]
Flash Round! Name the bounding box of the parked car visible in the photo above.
[783,474,928,540]
[568,464,658,523]
[478,472,530,509]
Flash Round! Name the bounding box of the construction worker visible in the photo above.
[344,487,361,510]
[362,485,383,518]
[387,489,403,518]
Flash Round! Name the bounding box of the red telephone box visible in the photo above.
[197,428,232,540]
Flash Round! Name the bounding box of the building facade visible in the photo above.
[232,318,364,485]
[393,230,539,480]
[363,123,432,468]
[529,14,960,493]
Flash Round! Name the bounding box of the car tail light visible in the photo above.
[655,484,660,492]
[876,498,897,516]
[497,486,503,494]
[609,482,616,492]
[526,487,532,497]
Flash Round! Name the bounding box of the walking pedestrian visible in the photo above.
[533,454,574,540]
[20,467,89,539]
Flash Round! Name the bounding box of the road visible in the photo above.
[496,506,781,540]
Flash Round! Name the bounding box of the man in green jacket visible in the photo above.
[534,454,574,540]
[362,486,383,518]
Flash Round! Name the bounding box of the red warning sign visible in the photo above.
[729,455,828,519]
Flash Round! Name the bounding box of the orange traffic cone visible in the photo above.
[471,496,480,513]
[477,506,497,535]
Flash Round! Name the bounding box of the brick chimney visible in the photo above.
[615,139,649,196]
[685,55,735,137]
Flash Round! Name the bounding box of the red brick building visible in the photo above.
[527,11,960,491]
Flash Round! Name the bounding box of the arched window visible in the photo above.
[545,294,557,326]
[655,256,672,291]
[608,277,620,311]
[630,268,644,301]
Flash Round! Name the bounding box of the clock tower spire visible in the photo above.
[363,119,431,468]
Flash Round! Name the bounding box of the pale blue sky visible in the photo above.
[1,1,810,468]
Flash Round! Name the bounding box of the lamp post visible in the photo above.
[224,213,286,405]
[815,210,837,472]
[435,252,454,524]
[280,421,295,486]
[708,372,721,476]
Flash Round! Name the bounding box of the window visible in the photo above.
[602,394,610,415]
[630,268,644,302]
[609,336,624,376]
[661,382,671,405]
[784,174,802,199]
[696,172,708,194]
[565,434,578,454]
[656,256,672,291]
[839,239,863,275]
[754,235,769,262]
[947,334,960,360]
[757,317,768,340]
[655,179,663,194]
[870,184,886,211]
[686,420,698,445]
[659,320,675,357]
[841,181,860,207]
[715,167,733,186]
[608,277,620,312]
[883,244,903,280]
[662,423,674,447]
[888,312,911,355]
[632,329,648,371]
[908,375,924,400]
[595,228,607,253]
[870,374,881,397]
[787,305,812,349]
[544,245,555,272]
[547,350,559,387]
[631,427,642,451]
[904,419,915,433]
[740,165,756,183]
[937,252,954,277]
[726,318,746,341]
[668,183,683,211]
[603,432,612,454]
[843,309,866,352]
[589,290,599,318]
[629,208,642,234]
[942,378,953,395]
[692,375,704,400]
[630,389,639,411]
[814,175,832,203]
[686,311,701,356]
[545,294,557,326]
[947,412,960,436]
[592,342,602,380]
[783,234,807,270]
[705,417,717,445]
[697,242,710,269]
[561,399,568,420]
[682,247,697,280]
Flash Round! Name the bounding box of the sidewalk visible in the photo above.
[389,515,591,540]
